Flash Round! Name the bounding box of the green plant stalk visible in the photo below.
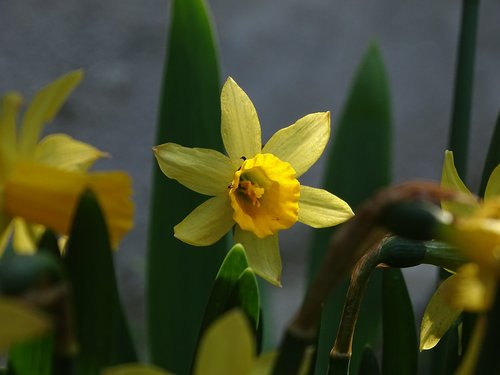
[329,247,382,375]
[308,42,392,375]
[448,0,480,178]
[475,284,500,374]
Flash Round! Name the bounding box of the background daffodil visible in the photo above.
[0,71,134,252]
[420,150,499,357]
[154,77,353,286]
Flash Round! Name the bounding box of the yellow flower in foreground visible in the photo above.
[154,77,353,285]
[0,71,133,251]
[103,309,312,375]
[420,150,499,358]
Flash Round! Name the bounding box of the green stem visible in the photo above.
[448,0,480,179]
[475,283,500,374]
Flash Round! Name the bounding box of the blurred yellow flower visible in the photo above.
[103,309,312,375]
[420,150,499,364]
[0,71,133,252]
[154,77,353,286]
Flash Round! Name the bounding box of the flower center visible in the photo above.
[228,153,300,238]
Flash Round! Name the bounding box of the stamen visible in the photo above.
[238,180,264,207]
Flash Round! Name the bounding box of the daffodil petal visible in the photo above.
[263,112,330,177]
[102,364,173,375]
[234,227,282,286]
[174,195,234,246]
[0,219,12,257]
[221,77,261,163]
[19,70,83,157]
[194,310,255,375]
[420,274,462,351]
[441,150,479,215]
[298,185,353,228]
[4,162,133,248]
[0,297,51,350]
[484,163,500,200]
[34,134,108,171]
[441,263,496,312]
[0,93,22,176]
[12,219,44,255]
[154,143,234,196]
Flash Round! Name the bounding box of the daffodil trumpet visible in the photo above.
[154,77,354,286]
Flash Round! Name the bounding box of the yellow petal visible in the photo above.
[234,227,282,286]
[0,297,51,350]
[0,93,22,177]
[18,70,83,157]
[250,352,277,375]
[194,310,255,375]
[298,185,353,228]
[441,150,479,215]
[174,195,234,246]
[440,263,496,312]
[4,161,133,248]
[153,143,234,196]
[484,163,500,200]
[102,364,173,375]
[0,221,12,257]
[420,274,462,351]
[221,78,261,163]
[12,219,44,255]
[34,134,108,171]
[263,112,330,177]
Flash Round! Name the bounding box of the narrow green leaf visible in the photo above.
[447,0,480,178]
[358,346,380,375]
[381,268,417,375]
[146,0,225,373]
[429,320,460,375]
[229,268,260,332]
[308,42,392,375]
[65,191,136,375]
[8,335,54,375]
[199,244,249,333]
[194,246,261,371]
[479,111,500,196]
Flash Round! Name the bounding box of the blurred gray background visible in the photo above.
[1,0,499,357]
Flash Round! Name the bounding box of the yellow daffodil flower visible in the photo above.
[103,309,312,375]
[0,71,134,252]
[420,150,499,367]
[154,77,353,286]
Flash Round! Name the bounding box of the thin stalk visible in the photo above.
[329,247,382,374]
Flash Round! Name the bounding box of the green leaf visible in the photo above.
[381,268,417,375]
[8,335,54,375]
[200,244,249,332]
[447,0,480,179]
[65,191,137,375]
[195,245,261,368]
[229,268,260,333]
[358,346,380,375]
[479,111,500,196]
[308,42,392,375]
[147,0,226,373]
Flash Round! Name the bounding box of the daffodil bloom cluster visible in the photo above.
[0,71,134,252]
[154,78,353,285]
[420,151,499,367]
